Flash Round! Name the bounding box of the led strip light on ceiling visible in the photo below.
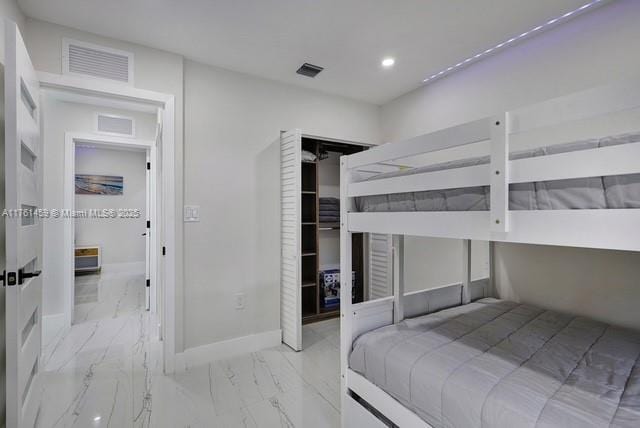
[422,0,607,84]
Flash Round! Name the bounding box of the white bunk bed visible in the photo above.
[339,80,640,428]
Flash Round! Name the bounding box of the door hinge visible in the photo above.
[146,279,150,288]
[1,271,17,287]
[162,246,166,256]
[147,220,150,228]
[147,162,151,170]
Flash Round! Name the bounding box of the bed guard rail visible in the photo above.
[343,79,640,236]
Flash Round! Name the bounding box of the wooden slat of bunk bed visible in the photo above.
[347,142,640,199]
[347,370,432,428]
[347,117,491,169]
[348,163,490,197]
[348,210,640,252]
[510,141,640,183]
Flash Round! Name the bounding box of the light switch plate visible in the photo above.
[235,292,246,310]
[184,205,200,222]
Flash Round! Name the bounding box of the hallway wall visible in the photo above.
[23,17,188,351]
[41,99,156,318]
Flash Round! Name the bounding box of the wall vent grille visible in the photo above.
[96,114,135,137]
[63,39,133,84]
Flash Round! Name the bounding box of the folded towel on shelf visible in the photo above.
[319,203,340,209]
[319,197,340,206]
[301,150,317,162]
[319,197,340,222]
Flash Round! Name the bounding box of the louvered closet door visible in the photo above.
[280,129,302,351]
[368,234,392,299]
[5,20,44,428]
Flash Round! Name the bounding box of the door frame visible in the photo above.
[63,133,156,323]
[39,71,178,373]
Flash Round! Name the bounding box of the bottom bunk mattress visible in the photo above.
[349,298,640,428]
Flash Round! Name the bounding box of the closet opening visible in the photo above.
[301,137,367,325]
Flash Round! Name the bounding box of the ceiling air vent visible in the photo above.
[96,113,135,137]
[296,63,324,78]
[63,38,134,85]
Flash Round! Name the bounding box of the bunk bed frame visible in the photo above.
[339,80,640,427]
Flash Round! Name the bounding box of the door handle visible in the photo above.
[142,232,147,236]
[18,269,42,285]
[0,271,17,287]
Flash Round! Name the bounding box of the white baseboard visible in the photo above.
[101,261,145,274]
[176,329,282,371]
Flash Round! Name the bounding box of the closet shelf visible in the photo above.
[301,281,316,288]
[303,310,340,324]
[301,252,317,257]
[301,190,316,194]
[320,308,340,316]
[318,222,340,230]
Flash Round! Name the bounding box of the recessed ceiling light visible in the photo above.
[381,58,395,68]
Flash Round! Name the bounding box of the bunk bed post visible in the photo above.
[339,155,353,427]
[490,112,510,233]
[489,241,496,298]
[392,235,405,323]
[462,239,472,304]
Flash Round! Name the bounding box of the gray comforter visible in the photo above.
[355,133,640,212]
[349,298,640,428]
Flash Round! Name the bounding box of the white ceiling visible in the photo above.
[19,0,605,105]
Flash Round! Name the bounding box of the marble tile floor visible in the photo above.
[36,273,342,428]
[73,270,146,324]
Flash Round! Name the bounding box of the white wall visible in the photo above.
[75,146,146,265]
[23,18,187,350]
[23,16,381,355]
[184,59,380,349]
[380,0,640,329]
[41,98,155,317]
[404,239,488,293]
[0,0,24,64]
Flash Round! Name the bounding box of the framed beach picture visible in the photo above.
[75,174,124,195]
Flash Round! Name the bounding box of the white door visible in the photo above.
[145,150,151,310]
[4,20,43,428]
[280,129,302,351]
[368,233,392,299]
[154,111,163,336]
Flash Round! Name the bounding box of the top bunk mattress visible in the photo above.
[355,133,640,212]
[349,298,640,428]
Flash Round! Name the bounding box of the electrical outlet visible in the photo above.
[234,292,246,310]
